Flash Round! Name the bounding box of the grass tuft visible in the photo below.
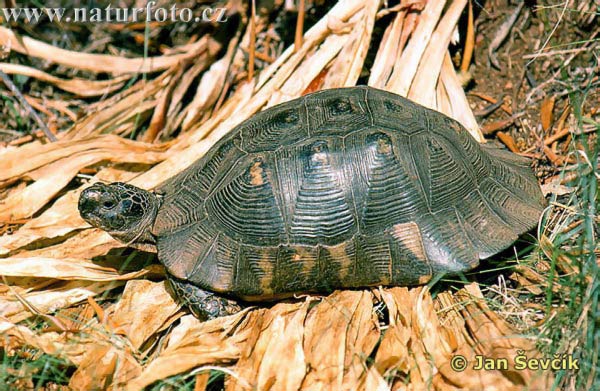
[538,89,599,390]
[0,349,72,390]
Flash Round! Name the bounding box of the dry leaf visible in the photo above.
[541,96,555,132]
[126,311,253,391]
[0,257,158,281]
[108,280,180,350]
[0,280,125,323]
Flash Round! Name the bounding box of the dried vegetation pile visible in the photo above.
[0,0,597,390]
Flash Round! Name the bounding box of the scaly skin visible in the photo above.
[166,276,242,320]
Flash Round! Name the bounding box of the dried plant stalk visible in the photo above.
[0,26,219,74]
[0,63,128,97]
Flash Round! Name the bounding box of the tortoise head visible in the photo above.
[78,182,159,245]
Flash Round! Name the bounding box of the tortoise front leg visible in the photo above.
[166,276,242,320]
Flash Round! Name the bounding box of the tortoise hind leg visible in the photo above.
[166,276,242,320]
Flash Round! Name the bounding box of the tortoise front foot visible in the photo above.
[167,277,242,320]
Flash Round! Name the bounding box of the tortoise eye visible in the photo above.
[102,200,115,209]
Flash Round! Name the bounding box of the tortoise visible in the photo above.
[78,86,546,320]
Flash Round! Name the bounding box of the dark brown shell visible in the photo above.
[151,86,545,300]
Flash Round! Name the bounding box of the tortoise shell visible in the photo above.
[152,86,545,300]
